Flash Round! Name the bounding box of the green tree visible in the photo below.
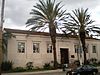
[63,8,100,64]
[26,0,67,68]
[2,32,15,61]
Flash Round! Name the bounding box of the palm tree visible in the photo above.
[26,0,67,68]
[63,8,100,64]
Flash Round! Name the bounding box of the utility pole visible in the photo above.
[1,0,5,29]
[0,0,5,74]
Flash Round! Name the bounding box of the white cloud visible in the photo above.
[3,0,37,28]
[91,5,100,25]
[0,0,100,30]
[3,18,24,30]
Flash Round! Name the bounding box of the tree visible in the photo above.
[63,8,100,64]
[2,32,15,61]
[26,0,67,68]
[0,32,2,75]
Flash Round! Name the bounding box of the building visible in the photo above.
[4,28,100,68]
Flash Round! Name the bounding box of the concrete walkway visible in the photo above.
[2,69,63,75]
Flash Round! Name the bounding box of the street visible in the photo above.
[2,68,100,75]
[22,72,100,75]
[25,72,66,75]
[2,71,100,75]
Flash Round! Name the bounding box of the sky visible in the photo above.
[0,0,100,30]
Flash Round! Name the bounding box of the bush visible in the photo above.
[98,61,100,64]
[1,61,13,71]
[13,67,26,72]
[90,58,97,64]
[74,60,80,66]
[26,62,33,70]
[43,63,53,70]
[43,63,50,69]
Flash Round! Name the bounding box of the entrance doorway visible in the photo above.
[60,48,69,64]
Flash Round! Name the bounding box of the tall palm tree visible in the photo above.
[26,0,67,68]
[63,8,100,64]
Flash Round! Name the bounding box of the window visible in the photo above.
[92,45,96,53]
[47,44,52,53]
[18,42,25,53]
[33,43,39,53]
[74,44,78,53]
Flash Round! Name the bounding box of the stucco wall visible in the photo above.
[7,33,100,68]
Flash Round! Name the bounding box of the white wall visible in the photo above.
[7,33,100,68]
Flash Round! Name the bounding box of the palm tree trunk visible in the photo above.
[81,39,86,64]
[79,30,87,65]
[49,21,57,69]
[83,47,87,64]
[52,41,57,69]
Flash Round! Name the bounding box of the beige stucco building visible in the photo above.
[4,28,100,68]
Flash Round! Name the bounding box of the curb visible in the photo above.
[2,69,62,75]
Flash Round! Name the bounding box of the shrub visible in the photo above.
[13,67,26,72]
[74,60,80,66]
[1,61,13,71]
[35,66,41,70]
[43,63,53,70]
[26,62,33,70]
[90,58,97,64]
[98,61,100,64]
[86,59,91,65]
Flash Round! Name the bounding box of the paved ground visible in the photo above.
[22,72,66,75]
[1,69,63,75]
[2,67,100,75]
[2,71,100,75]
[24,72,100,75]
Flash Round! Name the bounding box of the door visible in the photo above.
[60,48,69,64]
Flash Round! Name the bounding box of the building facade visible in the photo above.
[4,28,100,68]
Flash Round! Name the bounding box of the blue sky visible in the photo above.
[0,0,100,30]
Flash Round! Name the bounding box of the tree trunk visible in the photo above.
[52,41,57,69]
[83,47,87,64]
[81,39,87,64]
[0,31,2,75]
[79,30,87,65]
[49,21,57,69]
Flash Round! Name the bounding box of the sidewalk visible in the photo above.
[2,69,63,75]
[2,66,100,75]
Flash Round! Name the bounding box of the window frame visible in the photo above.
[17,41,25,53]
[74,44,78,53]
[33,42,40,53]
[92,45,96,53]
[47,43,52,53]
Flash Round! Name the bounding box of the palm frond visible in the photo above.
[26,0,67,33]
